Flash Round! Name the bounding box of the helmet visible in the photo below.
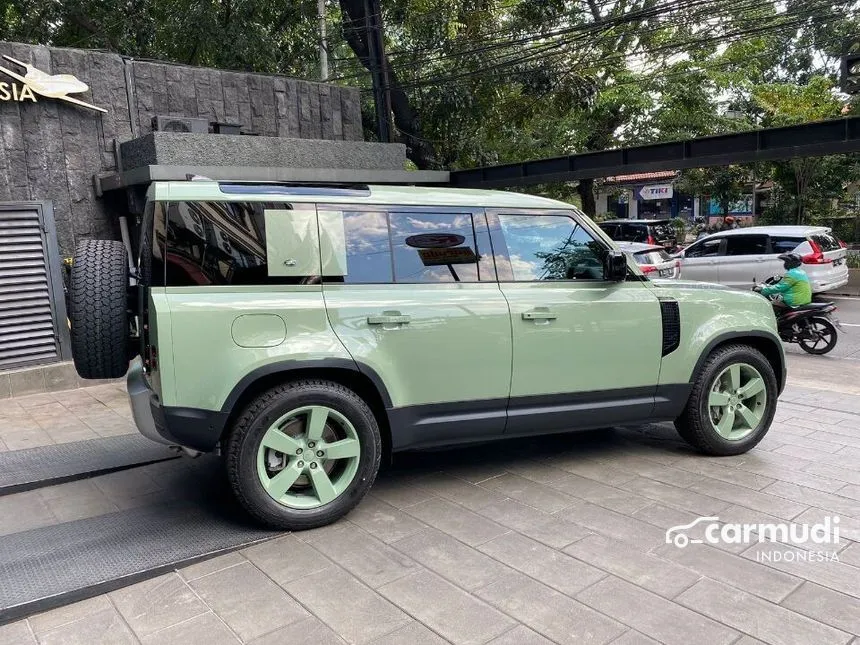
[778,252,802,270]
[724,216,735,224]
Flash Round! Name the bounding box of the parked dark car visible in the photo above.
[600,219,679,252]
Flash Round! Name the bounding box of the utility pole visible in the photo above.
[318,0,328,81]
[364,0,392,143]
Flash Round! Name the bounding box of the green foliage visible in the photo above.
[679,166,749,218]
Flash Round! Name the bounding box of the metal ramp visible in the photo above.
[0,456,279,624]
[0,435,178,495]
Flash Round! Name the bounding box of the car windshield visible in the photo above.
[633,250,670,265]
[810,232,840,252]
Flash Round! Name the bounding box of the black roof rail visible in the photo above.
[217,182,372,197]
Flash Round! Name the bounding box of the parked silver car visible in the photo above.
[675,226,848,293]
[617,242,681,279]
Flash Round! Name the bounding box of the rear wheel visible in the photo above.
[675,344,777,455]
[69,239,130,379]
[798,318,837,355]
[225,380,381,530]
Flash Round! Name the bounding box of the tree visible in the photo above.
[679,166,749,219]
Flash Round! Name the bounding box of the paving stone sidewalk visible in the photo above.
[0,381,859,644]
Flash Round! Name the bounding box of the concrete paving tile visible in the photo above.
[405,498,508,546]
[2,429,54,450]
[476,571,625,645]
[479,532,606,596]
[543,455,638,487]
[347,496,427,543]
[190,562,309,642]
[0,490,56,536]
[367,621,449,645]
[37,607,137,645]
[742,542,860,598]
[379,570,514,645]
[111,572,208,639]
[413,472,509,510]
[392,527,511,591]
[0,621,36,645]
[476,498,590,548]
[45,495,120,522]
[619,476,728,515]
[563,533,701,598]
[609,631,660,645]
[246,616,346,645]
[499,458,570,485]
[838,540,860,567]
[546,474,654,515]
[607,460,704,489]
[45,427,100,444]
[304,521,419,588]
[141,612,239,645]
[242,534,331,586]
[653,542,802,602]
[479,472,578,513]
[29,596,113,635]
[808,429,860,450]
[286,566,411,645]
[180,552,249,581]
[762,480,860,519]
[772,433,847,454]
[0,438,7,452]
[781,581,860,636]
[554,500,667,551]
[92,467,163,502]
[678,578,851,645]
[577,575,738,645]
[13,391,53,408]
[486,625,554,645]
[687,476,808,520]
[369,478,437,509]
[442,462,510,484]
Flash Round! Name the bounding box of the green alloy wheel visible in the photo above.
[675,344,777,456]
[226,380,381,530]
[257,405,361,509]
[707,363,767,441]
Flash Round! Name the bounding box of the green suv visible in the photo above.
[69,181,785,530]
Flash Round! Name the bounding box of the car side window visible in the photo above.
[389,212,493,283]
[163,201,306,286]
[769,236,804,254]
[724,235,768,256]
[628,224,648,243]
[685,238,722,258]
[493,214,607,281]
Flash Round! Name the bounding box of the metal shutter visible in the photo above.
[0,206,60,368]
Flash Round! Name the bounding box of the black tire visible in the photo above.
[798,317,837,355]
[69,239,130,379]
[675,344,778,456]
[225,379,382,530]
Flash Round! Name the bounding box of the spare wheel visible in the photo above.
[69,239,130,379]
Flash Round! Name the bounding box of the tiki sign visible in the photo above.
[0,55,106,113]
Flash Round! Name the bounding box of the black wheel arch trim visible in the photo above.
[220,358,394,415]
[690,331,786,394]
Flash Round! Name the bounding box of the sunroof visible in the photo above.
[218,183,371,197]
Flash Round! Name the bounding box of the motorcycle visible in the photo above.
[753,276,841,355]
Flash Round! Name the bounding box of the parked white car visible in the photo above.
[675,226,848,293]
[617,242,681,279]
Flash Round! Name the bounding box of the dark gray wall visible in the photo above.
[0,41,362,257]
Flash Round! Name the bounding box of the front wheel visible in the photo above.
[675,344,778,456]
[798,317,837,355]
[225,380,381,530]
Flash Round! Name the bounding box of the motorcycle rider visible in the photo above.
[758,252,812,308]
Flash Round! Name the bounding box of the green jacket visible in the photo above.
[760,267,812,307]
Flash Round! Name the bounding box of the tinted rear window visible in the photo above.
[770,237,804,253]
[811,233,840,252]
[633,250,671,265]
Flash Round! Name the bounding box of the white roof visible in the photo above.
[705,225,829,238]
[616,241,665,252]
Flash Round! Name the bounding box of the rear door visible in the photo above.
[319,206,513,448]
[720,234,771,288]
[678,236,723,282]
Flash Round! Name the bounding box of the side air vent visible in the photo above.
[659,299,681,356]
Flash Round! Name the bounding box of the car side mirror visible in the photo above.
[605,250,628,281]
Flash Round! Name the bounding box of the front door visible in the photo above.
[319,206,513,449]
[678,236,723,283]
[488,211,663,435]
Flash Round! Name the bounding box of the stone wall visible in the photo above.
[0,41,362,257]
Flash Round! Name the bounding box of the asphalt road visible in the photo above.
[784,294,860,395]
